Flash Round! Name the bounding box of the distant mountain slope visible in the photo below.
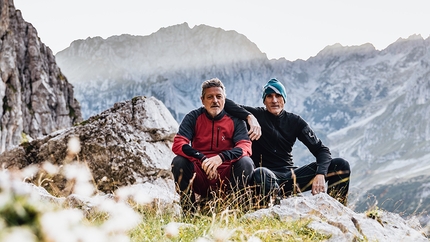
[56,23,268,121]
[55,23,430,223]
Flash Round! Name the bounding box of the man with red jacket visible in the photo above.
[171,78,254,206]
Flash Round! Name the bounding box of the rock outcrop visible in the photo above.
[0,0,82,153]
[245,193,428,241]
[0,96,178,197]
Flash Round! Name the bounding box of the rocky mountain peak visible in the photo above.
[383,34,428,55]
[0,0,82,153]
[313,42,377,61]
[56,22,267,83]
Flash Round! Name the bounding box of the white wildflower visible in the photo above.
[63,163,90,181]
[0,192,12,208]
[63,163,95,196]
[40,209,84,242]
[20,164,39,181]
[0,227,37,242]
[115,186,152,204]
[74,182,95,197]
[213,228,235,242]
[42,162,59,175]
[132,191,153,204]
[99,199,141,233]
[67,136,81,155]
[164,222,180,238]
[73,226,107,242]
[106,234,131,242]
[195,237,212,242]
[248,236,262,242]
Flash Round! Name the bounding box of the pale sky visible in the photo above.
[13,0,430,61]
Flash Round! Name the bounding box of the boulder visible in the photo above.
[244,193,428,241]
[0,96,179,203]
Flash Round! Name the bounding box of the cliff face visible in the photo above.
[0,0,82,153]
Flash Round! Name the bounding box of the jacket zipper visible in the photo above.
[210,119,214,150]
[217,127,220,148]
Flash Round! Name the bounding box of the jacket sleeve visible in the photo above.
[296,118,332,175]
[219,119,252,162]
[224,98,253,120]
[171,110,206,163]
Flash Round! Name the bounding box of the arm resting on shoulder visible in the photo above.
[224,98,262,140]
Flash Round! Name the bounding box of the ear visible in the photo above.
[200,96,204,104]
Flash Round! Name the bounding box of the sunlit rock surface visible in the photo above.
[0,96,178,200]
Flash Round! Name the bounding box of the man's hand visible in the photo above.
[202,155,222,180]
[247,115,261,141]
[311,174,326,195]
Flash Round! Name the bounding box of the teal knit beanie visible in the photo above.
[262,78,287,102]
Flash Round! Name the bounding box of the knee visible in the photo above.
[241,156,255,171]
[171,156,193,174]
[234,156,255,176]
[331,158,351,175]
[253,167,272,184]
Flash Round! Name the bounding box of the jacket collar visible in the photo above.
[265,109,286,119]
[204,109,226,121]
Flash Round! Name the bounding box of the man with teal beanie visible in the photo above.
[262,78,287,102]
[225,78,351,206]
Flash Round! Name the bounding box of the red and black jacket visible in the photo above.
[172,107,252,163]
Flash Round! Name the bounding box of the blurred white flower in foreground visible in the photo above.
[247,236,262,242]
[67,136,81,156]
[42,162,60,175]
[213,227,235,242]
[164,222,180,238]
[63,163,95,197]
[0,156,141,242]
[99,199,141,233]
[115,186,153,205]
[0,227,37,242]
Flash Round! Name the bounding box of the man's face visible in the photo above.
[263,93,284,116]
[201,87,225,118]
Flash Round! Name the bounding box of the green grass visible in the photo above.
[129,209,330,241]
[127,191,330,242]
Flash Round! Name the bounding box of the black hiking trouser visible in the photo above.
[251,157,350,205]
[171,155,255,198]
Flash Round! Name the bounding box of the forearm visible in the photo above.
[219,140,252,162]
[224,98,250,120]
[315,151,332,175]
[172,135,206,162]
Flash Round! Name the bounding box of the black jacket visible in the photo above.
[224,99,331,175]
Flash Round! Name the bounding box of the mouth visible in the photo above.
[211,105,220,108]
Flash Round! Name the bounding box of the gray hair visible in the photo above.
[201,78,226,98]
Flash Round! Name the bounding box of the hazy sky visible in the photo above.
[13,0,430,61]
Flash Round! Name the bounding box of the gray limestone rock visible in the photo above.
[0,96,178,199]
[243,193,428,241]
[0,0,82,153]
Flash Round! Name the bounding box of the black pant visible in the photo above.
[171,155,255,197]
[252,158,350,205]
